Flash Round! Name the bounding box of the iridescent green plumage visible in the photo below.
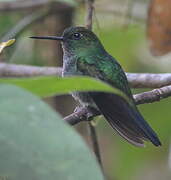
[30,26,161,147]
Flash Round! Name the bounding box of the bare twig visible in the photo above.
[0,63,62,77]
[134,85,171,105]
[0,63,171,89]
[88,121,103,167]
[126,73,171,88]
[85,0,94,29]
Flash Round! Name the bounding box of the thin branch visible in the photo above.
[0,63,171,89]
[63,106,100,125]
[88,121,103,167]
[64,84,171,125]
[85,0,94,29]
[126,73,171,88]
[134,85,171,105]
[0,63,62,77]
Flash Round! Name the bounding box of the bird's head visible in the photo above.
[30,26,105,55]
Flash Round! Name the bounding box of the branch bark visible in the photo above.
[0,63,171,88]
[63,106,100,125]
[85,0,94,29]
[126,72,171,88]
[134,85,171,105]
[0,63,62,77]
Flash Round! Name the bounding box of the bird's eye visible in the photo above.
[73,32,82,40]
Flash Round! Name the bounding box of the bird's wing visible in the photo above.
[77,54,134,99]
[77,56,161,147]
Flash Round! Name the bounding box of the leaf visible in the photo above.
[0,39,15,54]
[0,76,131,105]
[0,84,104,180]
[147,0,171,56]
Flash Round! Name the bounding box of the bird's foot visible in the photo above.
[74,106,101,121]
[74,106,83,113]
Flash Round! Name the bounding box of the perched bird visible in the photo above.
[30,26,161,147]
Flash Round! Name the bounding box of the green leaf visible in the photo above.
[0,84,104,180]
[0,76,131,104]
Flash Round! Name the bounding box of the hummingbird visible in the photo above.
[30,26,161,147]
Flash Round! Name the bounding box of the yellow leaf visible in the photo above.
[0,39,15,54]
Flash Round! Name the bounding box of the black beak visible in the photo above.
[30,36,63,41]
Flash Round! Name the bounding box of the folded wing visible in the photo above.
[89,92,161,147]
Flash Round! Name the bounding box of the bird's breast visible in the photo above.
[62,55,83,77]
